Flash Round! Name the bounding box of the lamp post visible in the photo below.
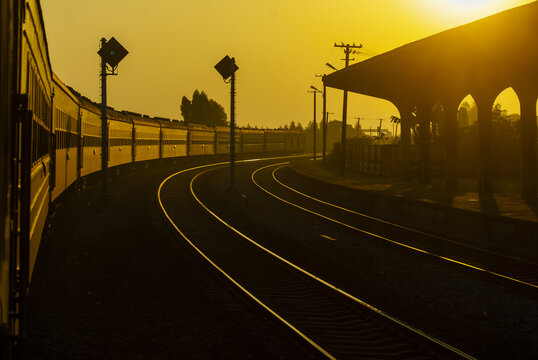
[322,82,327,163]
[309,86,322,160]
[315,73,328,163]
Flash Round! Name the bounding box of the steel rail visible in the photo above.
[157,155,334,359]
[272,165,538,267]
[251,163,538,290]
[188,165,475,359]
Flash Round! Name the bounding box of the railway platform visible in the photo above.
[289,159,538,262]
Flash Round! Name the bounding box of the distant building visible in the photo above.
[304,120,353,153]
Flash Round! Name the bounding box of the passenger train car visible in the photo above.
[1,1,305,353]
[1,0,52,354]
[3,1,537,358]
[0,1,17,354]
[51,73,79,201]
[241,129,265,153]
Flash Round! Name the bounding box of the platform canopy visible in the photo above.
[323,2,538,107]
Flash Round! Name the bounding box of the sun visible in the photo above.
[442,0,499,10]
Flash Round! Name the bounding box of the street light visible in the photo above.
[326,63,338,71]
[308,86,322,160]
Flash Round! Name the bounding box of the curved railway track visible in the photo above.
[158,157,473,360]
[251,163,538,290]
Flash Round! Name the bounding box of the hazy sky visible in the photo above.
[41,0,532,130]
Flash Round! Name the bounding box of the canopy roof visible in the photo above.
[323,2,538,106]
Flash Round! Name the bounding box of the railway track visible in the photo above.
[251,162,538,290]
[158,157,473,359]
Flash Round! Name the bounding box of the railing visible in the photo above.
[332,140,419,178]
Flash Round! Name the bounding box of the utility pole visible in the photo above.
[322,83,327,163]
[315,74,327,163]
[334,42,362,175]
[378,118,383,144]
[309,86,322,160]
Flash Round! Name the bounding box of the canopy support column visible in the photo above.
[417,103,431,184]
[398,104,413,180]
[475,93,495,193]
[518,88,537,199]
[444,101,459,190]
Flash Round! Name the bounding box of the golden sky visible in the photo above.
[41,0,533,129]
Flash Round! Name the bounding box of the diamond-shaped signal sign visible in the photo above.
[98,37,128,68]
[214,55,238,80]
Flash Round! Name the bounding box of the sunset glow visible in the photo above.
[420,0,522,22]
[40,0,534,129]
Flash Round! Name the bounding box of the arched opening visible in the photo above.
[491,87,521,192]
[457,94,478,128]
[457,94,478,190]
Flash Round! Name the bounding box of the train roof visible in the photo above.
[52,73,80,105]
[157,118,186,130]
[78,96,101,115]
[107,109,133,124]
[215,125,232,133]
[129,113,161,127]
[240,129,264,135]
[187,123,215,132]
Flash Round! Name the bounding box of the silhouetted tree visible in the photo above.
[296,122,303,131]
[492,103,519,145]
[180,96,192,123]
[492,103,508,122]
[180,90,227,126]
[289,121,296,130]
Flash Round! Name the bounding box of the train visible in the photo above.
[53,74,305,203]
[0,0,304,354]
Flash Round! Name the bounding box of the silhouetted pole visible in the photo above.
[100,38,108,194]
[378,118,383,144]
[322,84,327,163]
[309,86,322,160]
[334,42,362,175]
[97,37,128,194]
[313,91,317,160]
[214,55,238,188]
[230,58,236,187]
